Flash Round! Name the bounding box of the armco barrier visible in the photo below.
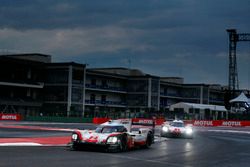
[0,114,22,121]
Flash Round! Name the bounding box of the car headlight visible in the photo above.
[185,128,193,135]
[72,134,78,140]
[162,126,169,132]
[107,136,118,144]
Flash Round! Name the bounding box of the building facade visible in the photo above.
[0,53,228,119]
[0,54,47,116]
[42,62,86,117]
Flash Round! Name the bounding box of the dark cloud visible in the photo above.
[0,0,178,29]
[0,0,249,88]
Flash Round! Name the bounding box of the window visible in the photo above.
[90,94,96,103]
[102,80,108,88]
[91,79,96,86]
[101,95,106,104]
[73,69,83,84]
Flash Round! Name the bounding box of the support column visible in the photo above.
[148,78,152,108]
[67,65,73,117]
[200,86,203,104]
[82,65,86,117]
[157,79,160,111]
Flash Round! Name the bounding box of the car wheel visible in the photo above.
[121,136,128,151]
[116,135,127,152]
[70,142,79,151]
[107,135,127,153]
[144,133,153,148]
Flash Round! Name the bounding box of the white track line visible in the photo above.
[0,142,42,146]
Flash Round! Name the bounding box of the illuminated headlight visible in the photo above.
[72,134,78,140]
[162,126,169,132]
[107,136,118,144]
[185,128,193,135]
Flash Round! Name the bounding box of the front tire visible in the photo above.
[70,142,80,151]
[144,133,153,148]
[120,136,128,152]
[107,135,128,153]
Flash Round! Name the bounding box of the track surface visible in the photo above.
[1,121,250,167]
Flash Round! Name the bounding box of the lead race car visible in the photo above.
[70,118,155,152]
[160,120,193,138]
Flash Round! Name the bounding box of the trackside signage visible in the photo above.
[0,114,22,121]
[222,121,241,127]
[187,120,250,127]
[193,120,213,126]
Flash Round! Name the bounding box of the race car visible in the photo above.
[70,118,155,152]
[160,120,193,138]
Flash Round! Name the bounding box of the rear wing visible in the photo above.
[131,118,155,132]
[101,119,132,132]
[101,118,155,133]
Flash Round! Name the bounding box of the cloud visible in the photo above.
[0,0,249,87]
[0,27,153,58]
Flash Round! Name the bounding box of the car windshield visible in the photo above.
[95,126,126,133]
[171,122,184,127]
[95,127,103,133]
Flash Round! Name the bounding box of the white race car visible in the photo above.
[160,120,193,138]
[70,118,155,152]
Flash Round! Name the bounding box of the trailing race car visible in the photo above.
[70,118,155,152]
[160,120,193,138]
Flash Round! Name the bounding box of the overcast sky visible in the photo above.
[0,0,250,88]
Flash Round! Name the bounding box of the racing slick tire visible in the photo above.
[107,135,128,153]
[144,133,153,148]
[70,132,81,151]
[120,135,128,152]
[70,142,80,151]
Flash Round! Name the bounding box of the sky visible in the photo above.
[0,0,250,88]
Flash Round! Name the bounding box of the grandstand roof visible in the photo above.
[170,102,227,112]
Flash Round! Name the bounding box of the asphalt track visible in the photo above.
[1,121,250,167]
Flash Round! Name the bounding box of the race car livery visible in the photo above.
[70,118,155,152]
[160,120,193,138]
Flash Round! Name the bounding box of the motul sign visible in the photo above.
[0,114,22,121]
[193,120,213,126]
[222,121,241,127]
[186,120,250,127]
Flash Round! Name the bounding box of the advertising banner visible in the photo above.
[0,114,22,121]
[186,120,250,127]
[92,118,250,127]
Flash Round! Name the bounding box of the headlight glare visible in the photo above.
[186,128,193,135]
[162,126,169,132]
[107,136,118,144]
[72,134,78,140]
